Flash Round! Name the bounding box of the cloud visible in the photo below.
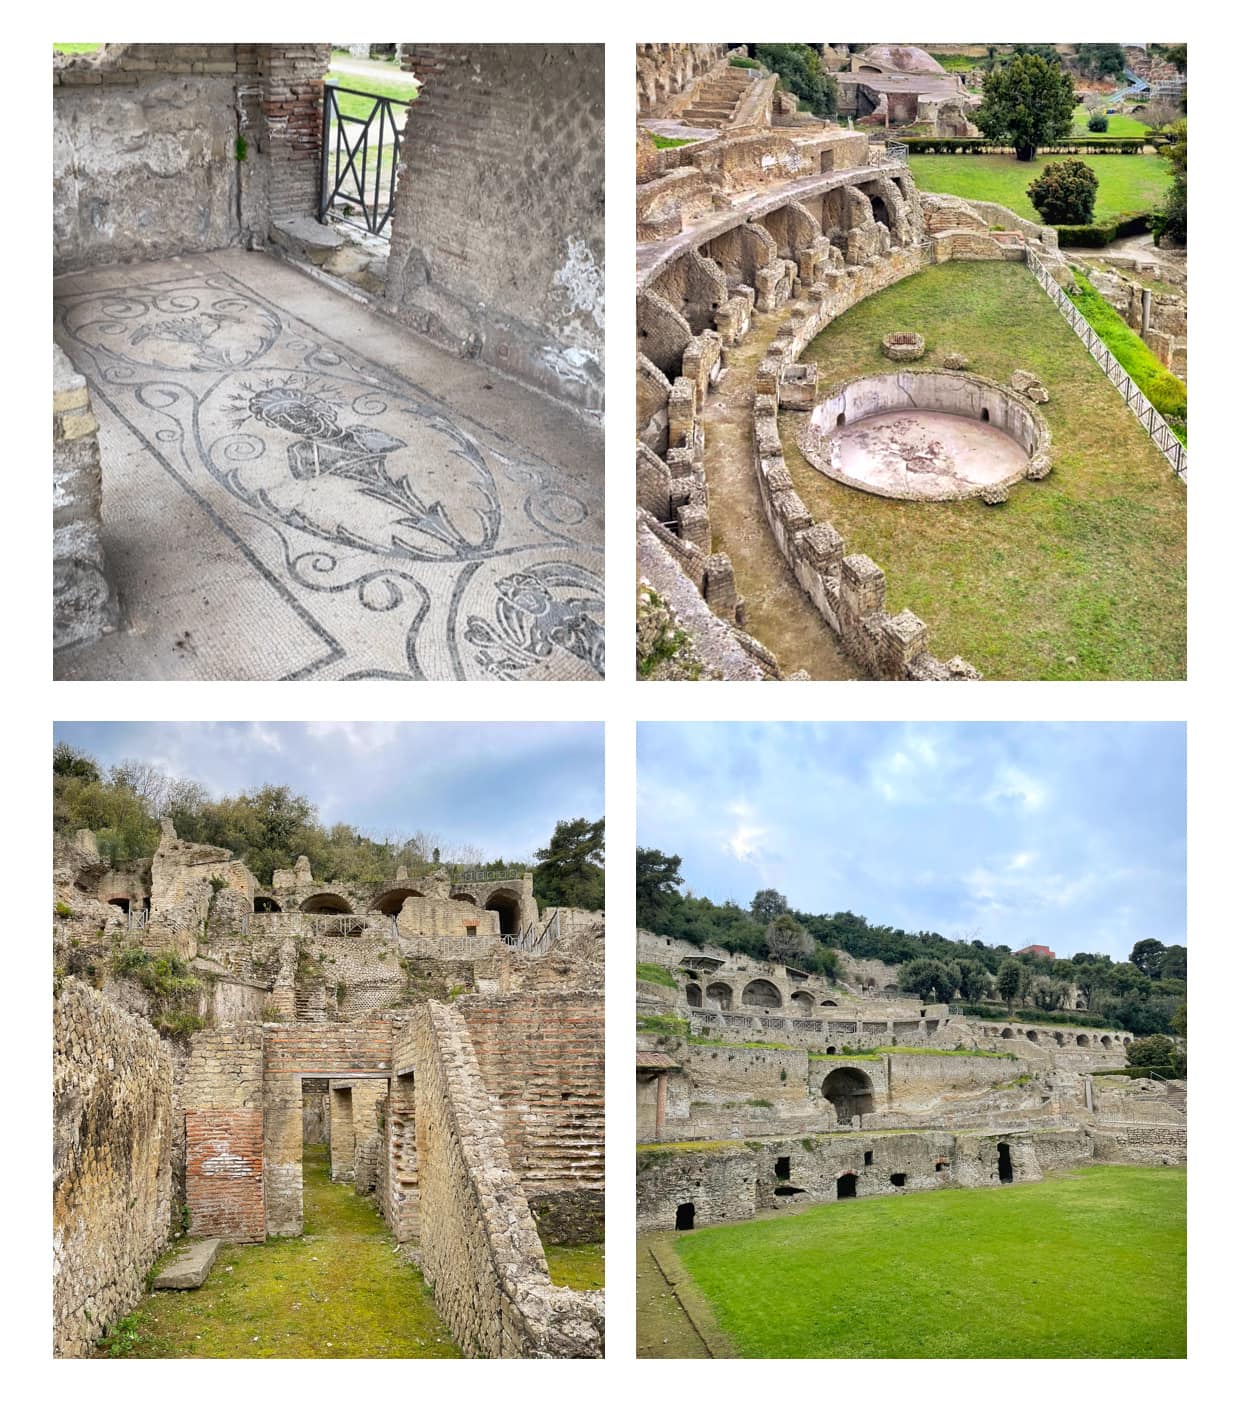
[723,800,769,865]
[985,765,1048,812]
[304,722,399,755]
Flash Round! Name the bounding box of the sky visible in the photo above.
[53,722,603,863]
[637,722,1185,960]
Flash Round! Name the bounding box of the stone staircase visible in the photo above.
[680,64,757,128]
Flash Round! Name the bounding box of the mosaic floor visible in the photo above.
[54,251,604,680]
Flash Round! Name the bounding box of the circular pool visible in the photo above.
[797,370,1052,502]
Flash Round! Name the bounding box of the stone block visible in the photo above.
[152,1238,221,1290]
[796,521,844,573]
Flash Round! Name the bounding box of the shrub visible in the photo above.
[55,900,74,918]
[1027,158,1099,224]
[637,962,679,989]
[1087,113,1109,133]
[730,55,760,69]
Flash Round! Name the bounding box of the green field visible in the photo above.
[908,152,1170,224]
[785,261,1186,680]
[673,1166,1185,1358]
[1071,104,1151,138]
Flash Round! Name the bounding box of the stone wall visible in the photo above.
[635,44,730,117]
[54,979,173,1357]
[388,45,604,412]
[53,43,329,272]
[460,993,605,1243]
[411,1002,603,1357]
[53,345,118,651]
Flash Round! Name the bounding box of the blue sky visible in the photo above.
[53,722,603,862]
[638,722,1185,960]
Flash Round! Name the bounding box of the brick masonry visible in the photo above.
[185,1109,265,1241]
[387,45,604,411]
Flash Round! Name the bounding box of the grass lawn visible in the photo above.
[104,1145,459,1358]
[673,1166,1185,1358]
[544,1241,605,1291]
[325,69,417,123]
[908,152,1170,224]
[1071,104,1151,138]
[54,43,101,53]
[785,261,1186,679]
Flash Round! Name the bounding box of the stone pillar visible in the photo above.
[655,1073,667,1137]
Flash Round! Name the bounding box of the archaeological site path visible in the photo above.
[111,1146,460,1358]
[53,250,604,681]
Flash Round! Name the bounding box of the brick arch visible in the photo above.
[484,887,523,936]
[741,978,782,1009]
[300,892,352,915]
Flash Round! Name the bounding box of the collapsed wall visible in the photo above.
[389,45,604,412]
[53,979,174,1357]
[411,1002,603,1357]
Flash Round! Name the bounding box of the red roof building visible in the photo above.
[1015,944,1055,960]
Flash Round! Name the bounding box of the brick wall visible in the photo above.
[411,1002,603,1356]
[460,992,604,1242]
[387,45,604,411]
[185,1109,265,1241]
[54,980,173,1357]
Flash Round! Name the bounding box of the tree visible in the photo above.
[1027,158,1098,224]
[754,44,836,118]
[533,817,604,911]
[974,53,1076,161]
[1028,975,1069,1012]
[764,913,814,964]
[897,958,959,1004]
[750,888,789,926]
[1073,43,1126,80]
[996,958,1024,1012]
[1129,938,1168,978]
[1127,1032,1183,1076]
[1151,120,1186,245]
[636,847,683,929]
[956,958,993,1002]
[1172,1002,1187,1039]
[1160,945,1187,981]
[53,742,100,781]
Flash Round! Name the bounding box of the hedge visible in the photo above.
[1053,210,1153,246]
[952,1003,1116,1029]
[904,137,1149,155]
[729,56,761,69]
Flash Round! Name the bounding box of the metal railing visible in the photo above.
[1025,246,1187,481]
[319,82,411,237]
[500,910,561,955]
[885,140,910,164]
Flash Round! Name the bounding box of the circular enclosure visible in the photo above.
[798,371,1053,502]
[882,331,925,362]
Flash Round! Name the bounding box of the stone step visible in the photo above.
[152,1238,221,1290]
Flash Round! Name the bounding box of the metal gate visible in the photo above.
[318,82,411,236]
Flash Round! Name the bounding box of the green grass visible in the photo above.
[1067,270,1187,435]
[926,54,979,72]
[109,1146,459,1358]
[54,43,101,53]
[673,1166,1185,1358]
[1071,105,1151,138]
[543,1242,604,1291]
[637,962,679,988]
[908,152,1170,225]
[653,135,695,149]
[786,261,1185,679]
[325,70,417,123]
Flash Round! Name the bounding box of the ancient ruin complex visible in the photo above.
[53,44,604,680]
[634,45,1182,681]
[635,928,1185,1233]
[53,823,605,1357]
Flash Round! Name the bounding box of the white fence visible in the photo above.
[1025,247,1187,481]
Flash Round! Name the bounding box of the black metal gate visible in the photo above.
[318,82,411,236]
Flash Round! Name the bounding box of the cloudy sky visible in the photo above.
[54,722,603,862]
[638,722,1185,959]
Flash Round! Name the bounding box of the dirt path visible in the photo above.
[702,311,860,679]
[636,1237,712,1358]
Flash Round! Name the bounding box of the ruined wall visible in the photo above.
[388,45,604,412]
[52,43,328,272]
[411,1002,603,1357]
[461,993,605,1243]
[54,979,173,1357]
[180,1025,265,1242]
[53,345,118,652]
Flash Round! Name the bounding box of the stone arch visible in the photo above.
[685,982,703,1008]
[821,1067,876,1125]
[1055,1031,1067,1046]
[820,998,838,1007]
[253,896,281,913]
[1101,1035,1113,1049]
[1076,1033,1090,1047]
[301,893,352,915]
[372,887,424,916]
[637,288,692,379]
[106,896,130,914]
[1000,1027,1015,1039]
[484,887,523,937]
[705,981,733,1011]
[789,989,815,1013]
[741,978,782,1009]
[1026,1029,1039,1042]
[449,890,477,904]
